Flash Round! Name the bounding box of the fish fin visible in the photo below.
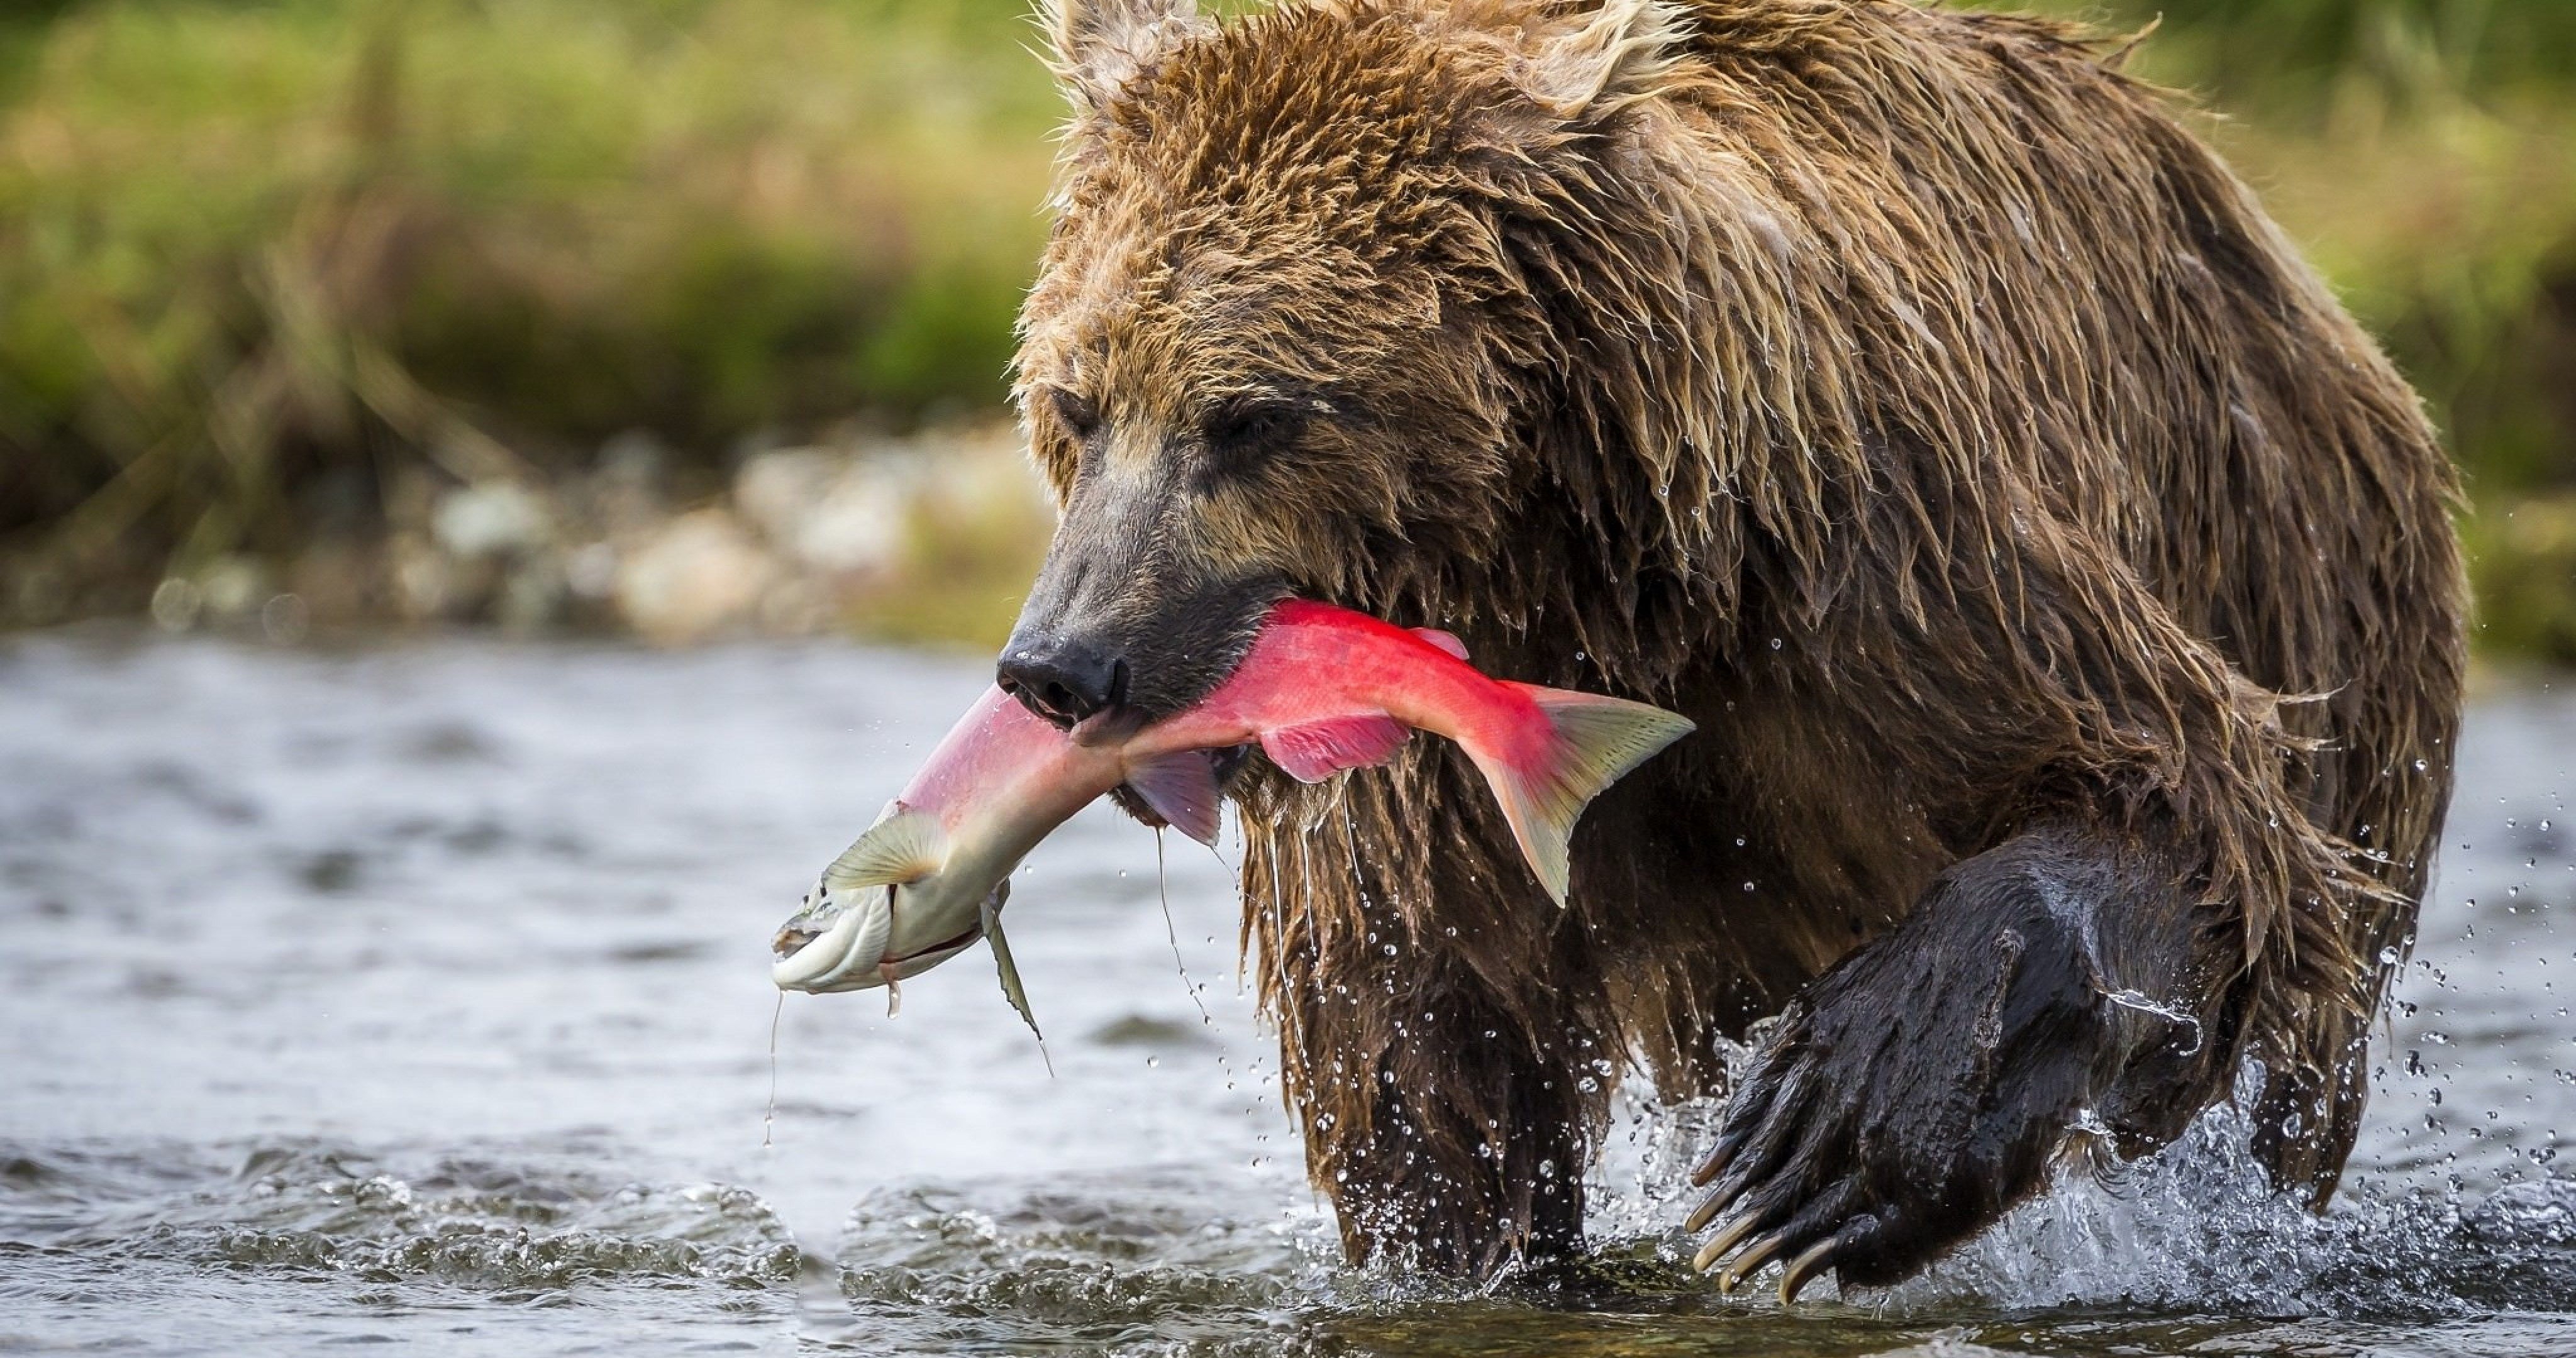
[823,810,947,893]
[1411,627,1469,661]
[1480,686,1695,906]
[983,893,1052,1075]
[1260,715,1411,783]
[1124,751,1224,846]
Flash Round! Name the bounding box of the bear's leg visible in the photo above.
[1685,818,2240,1299]
[1277,927,1596,1276]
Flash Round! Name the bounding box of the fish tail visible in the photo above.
[1479,686,1695,905]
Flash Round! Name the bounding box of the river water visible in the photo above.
[1,631,2571,1356]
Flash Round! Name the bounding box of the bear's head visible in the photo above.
[1000,0,1699,726]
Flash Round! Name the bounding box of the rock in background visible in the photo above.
[124,422,1052,650]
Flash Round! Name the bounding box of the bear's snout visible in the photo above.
[997,631,1125,727]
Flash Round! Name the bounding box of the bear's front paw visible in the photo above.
[1684,888,2119,1301]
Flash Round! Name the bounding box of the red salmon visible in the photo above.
[771,600,1692,1011]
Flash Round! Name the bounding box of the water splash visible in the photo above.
[1576,1070,2576,1328]
[4,1141,801,1295]
[2101,986,2205,1056]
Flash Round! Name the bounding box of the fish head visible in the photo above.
[770,879,1005,994]
[770,805,997,993]
[769,871,889,993]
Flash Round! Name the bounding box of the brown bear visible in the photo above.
[996,0,2466,1296]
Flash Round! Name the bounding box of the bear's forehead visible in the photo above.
[1017,6,1515,424]
[1078,7,1501,227]
[1023,211,1448,417]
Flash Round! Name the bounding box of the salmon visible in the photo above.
[770,600,1693,1027]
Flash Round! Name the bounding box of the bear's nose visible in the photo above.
[996,634,1125,727]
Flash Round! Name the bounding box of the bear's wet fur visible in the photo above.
[1006,0,2465,1285]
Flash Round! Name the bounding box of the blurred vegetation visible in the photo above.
[0,0,1058,628]
[2023,0,2576,661]
[0,0,2570,656]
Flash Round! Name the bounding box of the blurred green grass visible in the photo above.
[0,0,1059,616]
[0,0,2570,656]
[2029,0,2576,662]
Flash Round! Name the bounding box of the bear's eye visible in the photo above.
[1046,387,1101,441]
[1202,399,1309,470]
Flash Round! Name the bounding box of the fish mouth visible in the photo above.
[769,887,998,994]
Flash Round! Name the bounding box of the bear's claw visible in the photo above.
[1777,1233,1845,1304]
[1685,841,2126,1301]
[1692,1168,1865,1295]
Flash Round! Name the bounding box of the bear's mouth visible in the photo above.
[997,553,1288,733]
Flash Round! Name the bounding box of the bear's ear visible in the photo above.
[1041,0,1208,110]
[1505,0,1688,120]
